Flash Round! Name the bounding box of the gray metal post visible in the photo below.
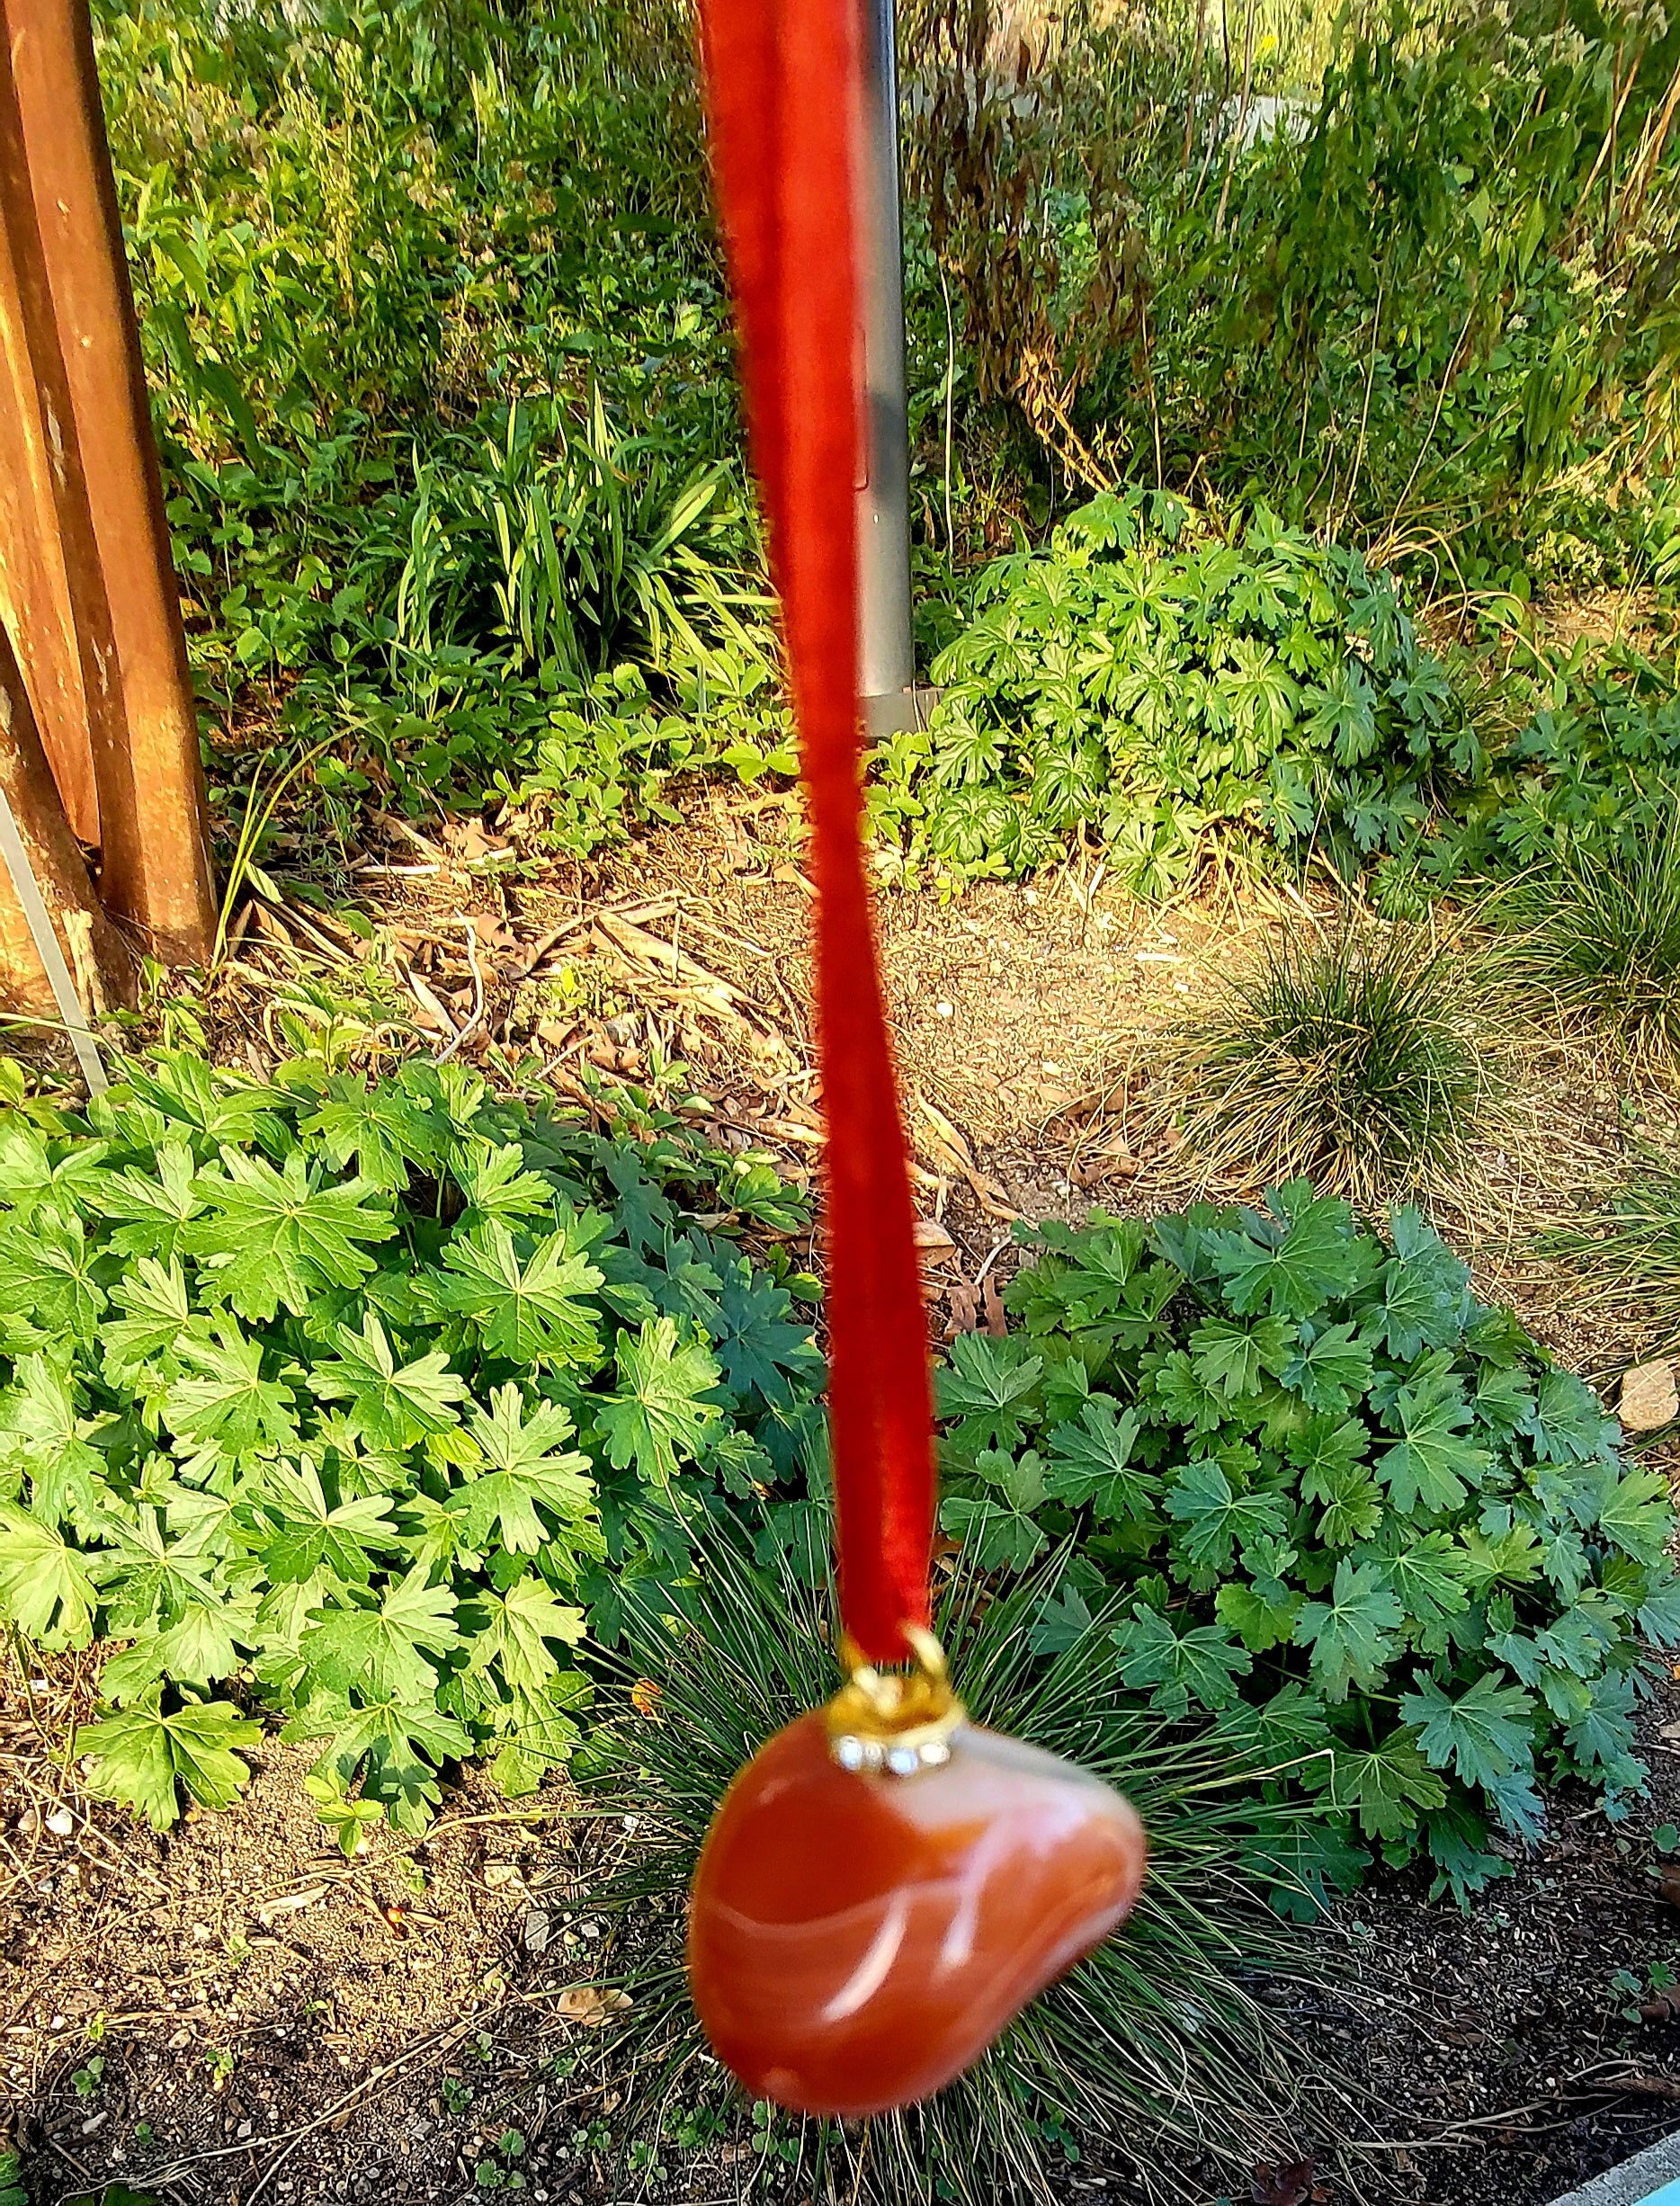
[856,0,927,737]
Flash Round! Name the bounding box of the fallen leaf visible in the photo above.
[1620,2070,1680,2098]
[980,1274,1008,1338]
[630,1678,665,1720]
[913,1218,958,1263]
[442,817,507,864]
[255,1887,330,1926]
[554,1985,632,2025]
[402,966,457,1035]
[1250,2157,1325,2206]
[483,1862,525,1890]
[916,1091,975,1171]
[1658,1862,1680,1907]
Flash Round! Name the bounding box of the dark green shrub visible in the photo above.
[1428,648,1680,888]
[934,1187,1679,1902]
[567,1535,1326,2205]
[870,490,1475,894]
[1164,914,1497,1205]
[0,1049,823,1839]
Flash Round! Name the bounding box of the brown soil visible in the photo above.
[1327,1688,1680,2206]
[6,791,1680,2206]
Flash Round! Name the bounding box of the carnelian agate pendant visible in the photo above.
[687,1630,1148,2117]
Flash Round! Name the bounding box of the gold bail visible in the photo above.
[824,1623,966,1775]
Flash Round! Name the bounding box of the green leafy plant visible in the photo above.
[1427,647,1680,887]
[567,1532,1329,2204]
[92,0,771,819]
[0,1049,822,1838]
[979,0,1680,591]
[934,1187,1677,1900]
[1611,1958,1677,2023]
[871,490,1474,894]
[1161,912,1498,1204]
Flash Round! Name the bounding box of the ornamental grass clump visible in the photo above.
[1539,1138,1680,1360]
[566,1533,1332,2206]
[1162,915,1497,1208]
[1488,795,1680,1076]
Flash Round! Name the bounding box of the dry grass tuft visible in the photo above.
[1487,798,1680,1080]
[1156,910,1501,1210]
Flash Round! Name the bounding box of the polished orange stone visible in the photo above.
[687,1712,1148,2116]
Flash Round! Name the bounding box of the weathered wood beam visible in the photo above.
[0,51,97,845]
[0,618,131,1023]
[5,0,216,964]
[0,13,144,930]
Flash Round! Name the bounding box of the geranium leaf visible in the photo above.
[934,1332,1043,1459]
[300,1567,461,1703]
[466,1573,586,1700]
[77,1694,261,1828]
[430,1218,605,1367]
[1401,1672,1541,1837]
[1166,1458,1291,1573]
[1203,1186,1369,1318]
[1292,1557,1402,1701]
[939,1490,1048,1573]
[595,1317,721,1487]
[1042,1398,1157,1522]
[184,1148,393,1321]
[1110,1603,1252,1716]
[1376,1371,1488,1514]
[0,1501,97,1645]
[450,1385,602,1558]
[1303,1731,1446,1842]
[310,1312,468,1451]
[163,1325,299,1459]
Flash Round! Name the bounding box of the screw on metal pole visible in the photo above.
[857,0,938,740]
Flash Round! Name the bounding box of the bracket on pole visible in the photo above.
[856,0,940,742]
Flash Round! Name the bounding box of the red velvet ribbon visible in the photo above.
[694,0,934,1663]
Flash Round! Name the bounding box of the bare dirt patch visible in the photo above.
[1,1652,626,2204]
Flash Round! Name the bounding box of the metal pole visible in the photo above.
[856,0,926,738]
[0,619,129,1041]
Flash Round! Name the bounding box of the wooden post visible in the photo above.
[1,0,217,966]
[0,55,97,845]
[0,17,145,916]
[5,0,215,963]
[0,620,130,1022]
